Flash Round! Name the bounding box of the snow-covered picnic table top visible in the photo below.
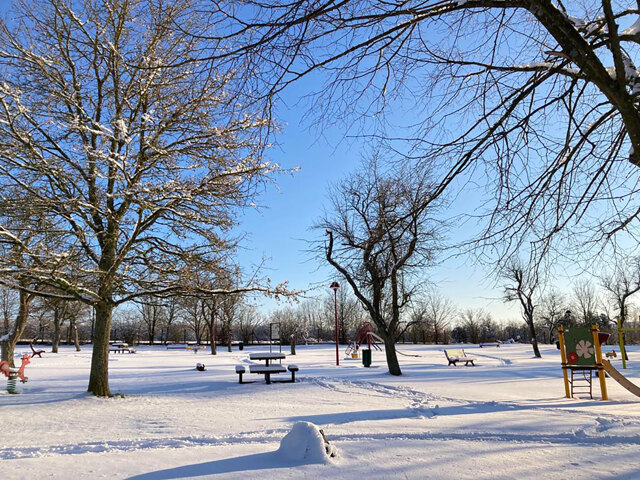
[249,352,286,361]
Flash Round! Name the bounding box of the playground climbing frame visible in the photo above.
[558,325,608,400]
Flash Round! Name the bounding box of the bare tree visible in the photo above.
[573,280,600,325]
[202,296,221,355]
[600,258,640,327]
[323,287,363,344]
[220,293,243,352]
[180,297,207,345]
[537,290,566,344]
[458,309,484,345]
[43,297,70,353]
[424,292,456,345]
[193,266,241,354]
[161,297,179,345]
[298,298,325,343]
[0,286,34,365]
[138,296,165,346]
[236,305,261,344]
[407,302,429,344]
[0,208,43,363]
[212,1,640,270]
[0,287,16,337]
[319,157,440,375]
[112,308,141,346]
[600,258,640,358]
[502,261,541,358]
[0,0,286,396]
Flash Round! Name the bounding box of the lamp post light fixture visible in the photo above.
[330,281,340,366]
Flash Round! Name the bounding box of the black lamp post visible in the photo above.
[330,281,340,366]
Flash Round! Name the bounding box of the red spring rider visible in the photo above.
[0,353,31,385]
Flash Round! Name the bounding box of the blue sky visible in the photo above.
[236,79,521,321]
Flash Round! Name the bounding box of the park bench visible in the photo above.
[109,343,136,354]
[479,342,500,348]
[30,343,45,358]
[444,349,476,366]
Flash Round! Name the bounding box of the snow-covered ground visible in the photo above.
[3,342,640,479]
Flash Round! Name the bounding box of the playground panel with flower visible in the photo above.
[564,328,597,366]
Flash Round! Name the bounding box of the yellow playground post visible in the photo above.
[615,316,640,369]
[591,324,608,401]
[557,326,571,399]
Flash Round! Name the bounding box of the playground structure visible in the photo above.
[558,324,640,400]
[345,323,421,360]
[185,345,206,353]
[615,317,640,369]
[345,323,383,358]
[0,353,31,393]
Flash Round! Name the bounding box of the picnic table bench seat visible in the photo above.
[287,364,299,382]
[479,342,501,348]
[236,364,247,383]
[444,349,476,366]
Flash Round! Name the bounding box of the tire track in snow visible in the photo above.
[303,376,640,437]
[305,376,452,413]
[331,430,640,446]
[472,352,513,365]
[305,376,640,426]
[0,431,287,460]
[4,427,640,460]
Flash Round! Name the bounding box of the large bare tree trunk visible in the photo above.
[527,321,541,358]
[382,334,401,376]
[0,290,31,367]
[88,301,113,397]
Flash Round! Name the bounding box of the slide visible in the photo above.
[366,332,421,358]
[602,360,640,397]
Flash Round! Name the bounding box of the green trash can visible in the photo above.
[238,342,244,351]
[362,348,372,367]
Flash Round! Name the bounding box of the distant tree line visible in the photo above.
[7,273,640,355]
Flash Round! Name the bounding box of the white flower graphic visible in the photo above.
[576,340,594,359]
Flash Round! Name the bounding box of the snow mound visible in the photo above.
[277,422,337,464]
